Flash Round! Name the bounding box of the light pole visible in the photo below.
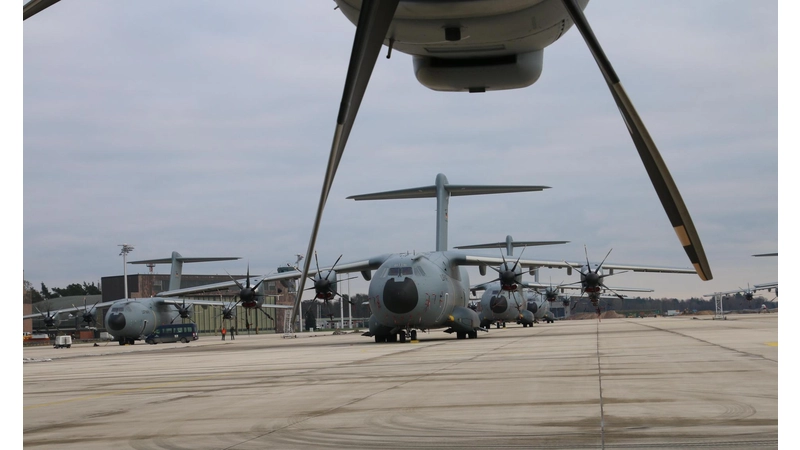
[118,244,134,300]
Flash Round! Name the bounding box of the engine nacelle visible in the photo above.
[449,306,480,333]
[413,50,543,92]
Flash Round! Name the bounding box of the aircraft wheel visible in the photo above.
[502,323,506,328]
[456,332,466,340]
[118,340,125,346]
[469,331,478,339]
[399,331,407,343]
[410,330,417,340]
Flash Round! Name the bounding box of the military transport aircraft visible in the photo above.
[159,173,697,343]
[704,283,778,303]
[23,252,291,345]
[24,0,714,332]
[456,235,568,329]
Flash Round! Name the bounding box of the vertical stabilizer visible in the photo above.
[169,251,183,291]
[128,253,241,292]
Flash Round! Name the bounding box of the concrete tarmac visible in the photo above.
[23,314,778,449]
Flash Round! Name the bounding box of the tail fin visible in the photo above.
[128,252,241,291]
[348,174,549,251]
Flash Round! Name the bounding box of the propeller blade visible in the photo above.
[224,270,245,290]
[559,0,711,281]
[511,246,527,271]
[23,0,60,20]
[595,248,612,273]
[326,254,344,280]
[292,0,400,327]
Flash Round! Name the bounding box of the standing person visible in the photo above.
[230,326,235,340]
[221,327,227,341]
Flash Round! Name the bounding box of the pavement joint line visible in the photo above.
[596,321,605,450]
[624,319,778,363]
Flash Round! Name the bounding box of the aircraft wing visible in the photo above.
[703,288,751,297]
[753,282,778,292]
[23,299,121,320]
[156,256,390,298]
[600,286,655,293]
[454,253,697,275]
[156,299,292,309]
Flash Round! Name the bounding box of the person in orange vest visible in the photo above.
[221,327,227,341]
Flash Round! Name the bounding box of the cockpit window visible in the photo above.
[387,267,413,277]
[111,307,123,312]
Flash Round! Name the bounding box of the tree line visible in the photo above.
[23,279,102,303]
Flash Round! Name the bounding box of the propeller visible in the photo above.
[740,284,754,301]
[73,297,100,327]
[564,246,628,304]
[35,300,60,332]
[226,264,266,308]
[559,0,711,281]
[219,301,239,321]
[170,299,194,324]
[487,247,527,291]
[292,0,400,330]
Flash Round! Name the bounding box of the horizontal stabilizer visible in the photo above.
[455,240,568,250]
[347,184,548,201]
[129,257,240,265]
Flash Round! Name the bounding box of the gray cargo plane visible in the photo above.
[162,174,697,343]
[23,252,291,345]
[456,235,568,329]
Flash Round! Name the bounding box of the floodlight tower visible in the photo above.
[118,244,134,300]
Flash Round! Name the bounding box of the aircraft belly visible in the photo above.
[335,0,586,57]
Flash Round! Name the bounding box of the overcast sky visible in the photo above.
[18,1,782,303]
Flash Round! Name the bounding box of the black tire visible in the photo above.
[410,330,417,340]
[399,331,406,343]
[456,332,465,339]
[469,331,477,339]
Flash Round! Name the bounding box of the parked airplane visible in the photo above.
[704,283,778,303]
[456,235,568,329]
[164,174,697,343]
[22,252,291,345]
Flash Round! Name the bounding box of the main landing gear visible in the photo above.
[374,329,419,343]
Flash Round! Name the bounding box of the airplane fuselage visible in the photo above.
[104,299,172,344]
[334,0,590,91]
[477,282,533,327]
[367,252,477,335]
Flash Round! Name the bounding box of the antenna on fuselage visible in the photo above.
[347,174,550,251]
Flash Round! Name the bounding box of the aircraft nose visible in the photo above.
[383,278,418,314]
[489,296,508,313]
[107,313,126,331]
